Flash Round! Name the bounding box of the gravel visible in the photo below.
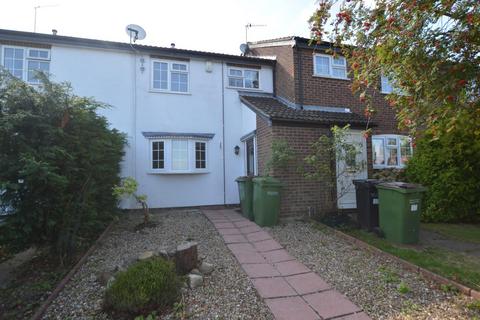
[268,221,480,320]
[42,209,273,320]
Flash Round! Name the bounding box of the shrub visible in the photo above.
[406,130,480,223]
[0,71,126,260]
[104,257,182,317]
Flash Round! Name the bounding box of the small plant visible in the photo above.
[104,257,182,317]
[378,266,400,284]
[134,312,157,320]
[397,281,410,294]
[264,139,295,176]
[113,177,150,225]
[173,298,187,319]
[467,300,480,312]
[440,284,459,294]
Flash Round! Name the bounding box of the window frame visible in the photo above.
[1,45,51,84]
[227,67,260,90]
[149,139,208,174]
[313,53,348,80]
[195,141,207,169]
[150,59,190,94]
[372,134,413,169]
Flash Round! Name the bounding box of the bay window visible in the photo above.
[2,46,50,83]
[372,135,413,169]
[145,133,212,173]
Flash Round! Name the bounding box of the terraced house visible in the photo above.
[0,30,411,217]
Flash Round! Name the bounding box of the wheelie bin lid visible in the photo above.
[376,182,427,193]
[352,179,381,187]
[236,176,254,182]
[252,176,283,187]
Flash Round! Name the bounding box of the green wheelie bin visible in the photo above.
[252,177,283,227]
[377,182,427,244]
[236,176,254,220]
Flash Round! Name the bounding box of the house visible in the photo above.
[0,28,275,209]
[0,29,412,218]
[240,36,413,219]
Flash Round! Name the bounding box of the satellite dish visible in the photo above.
[240,43,249,55]
[125,24,146,43]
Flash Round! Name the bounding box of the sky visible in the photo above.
[0,0,322,55]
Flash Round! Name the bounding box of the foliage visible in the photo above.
[405,131,480,222]
[264,139,295,176]
[422,223,480,243]
[309,0,480,142]
[113,177,150,224]
[0,71,126,260]
[303,125,366,211]
[345,227,480,290]
[104,257,182,317]
[371,168,406,182]
[397,281,411,294]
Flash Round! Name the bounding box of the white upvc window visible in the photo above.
[228,68,260,89]
[152,60,189,93]
[1,46,50,83]
[149,139,208,173]
[313,54,347,79]
[372,134,413,169]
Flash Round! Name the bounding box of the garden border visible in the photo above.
[30,221,116,320]
[317,222,480,300]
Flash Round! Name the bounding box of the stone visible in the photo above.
[198,261,214,275]
[188,273,203,289]
[175,242,198,274]
[157,249,170,259]
[190,268,202,276]
[96,271,114,286]
[138,251,154,261]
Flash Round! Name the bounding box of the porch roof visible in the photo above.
[239,95,369,126]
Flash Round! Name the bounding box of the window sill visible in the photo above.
[226,86,263,92]
[148,170,209,175]
[149,89,191,95]
[312,74,351,81]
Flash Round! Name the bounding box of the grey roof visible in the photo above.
[240,95,369,126]
[142,132,215,139]
[0,29,275,65]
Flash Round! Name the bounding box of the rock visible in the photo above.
[190,268,202,276]
[188,273,203,289]
[138,251,154,261]
[96,271,114,286]
[175,242,198,274]
[157,249,170,259]
[198,262,214,275]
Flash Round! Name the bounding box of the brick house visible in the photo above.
[239,36,412,219]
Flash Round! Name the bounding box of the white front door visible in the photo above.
[336,130,368,209]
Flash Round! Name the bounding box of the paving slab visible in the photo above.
[266,297,320,320]
[303,290,362,319]
[203,208,368,320]
[252,277,297,298]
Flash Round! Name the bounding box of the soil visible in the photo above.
[419,229,480,258]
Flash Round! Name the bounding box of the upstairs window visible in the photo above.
[372,135,413,169]
[2,47,50,83]
[152,60,189,93]
[313,54,347,79]
[228,68,259,89]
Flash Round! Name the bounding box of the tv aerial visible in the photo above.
[245,23,266,43]
[125,24,147,43]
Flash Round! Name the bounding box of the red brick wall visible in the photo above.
[250,46,296,103]
[257,116,337,219]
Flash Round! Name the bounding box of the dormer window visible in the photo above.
[228,68,259,89]
[313,54,347,79]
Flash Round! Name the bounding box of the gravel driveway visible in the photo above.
[268,221,480,320]
[42,209,273,320]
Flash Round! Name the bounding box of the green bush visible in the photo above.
[104,257,182,317]
[0,71,126,259]
[406,130,480,223]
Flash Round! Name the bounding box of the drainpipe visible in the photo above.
[128,44,138,182]
[295,44,304,110]
[221,61,226,205]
